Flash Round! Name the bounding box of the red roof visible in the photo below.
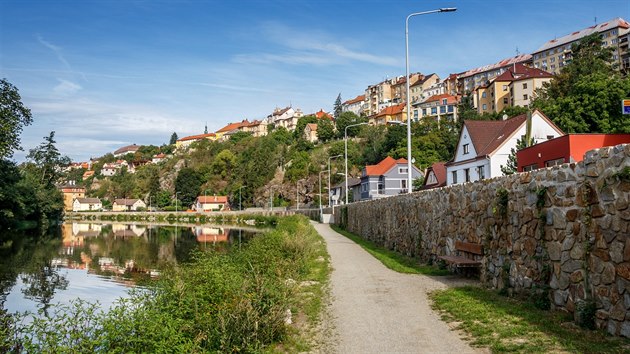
[216,120,249,133]
[424,93,460,105]
[177,133,216,142]
[464,114,531,156]
[343,95,365,105]
[314,109,332,120]
[364,156,408,176]
[197,195,228,203]
[423,162,447,189]
[493,63,553,82]
[373,103,405,118]
[460,54,532,78]
[154,153,166,158]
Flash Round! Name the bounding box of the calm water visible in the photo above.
[0,222,258,315]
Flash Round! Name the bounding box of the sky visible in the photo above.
[1,0,629,162]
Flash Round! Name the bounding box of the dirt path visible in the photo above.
[312,222,486,354]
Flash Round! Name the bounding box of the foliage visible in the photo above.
[0,78,33,159]
[501,134,534,175]
[175,167,203,207]
[294,115,318,139]
[431,286,626,353]
[531,33,630,133]
[494,188,509,217]
[169,132,178,145]
[211,149,237,179]
[26,132,71,187]
[335,111,366,138]
[316,119,335,142]
[575,300,597,330]
[228,130,252,143]
[331,225,450,276]
[333,93,342,118]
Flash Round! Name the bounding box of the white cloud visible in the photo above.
[53,79,82,95]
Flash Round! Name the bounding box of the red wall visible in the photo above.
[517,134,630,172]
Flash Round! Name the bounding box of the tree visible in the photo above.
[316,119,335,142]
[175,167,203,207]
[334,93,343,118]
[335,111,366,138]
[169,132,178,145]
[293,115,317,139]
[26,132,70,187]
[212,149,237,179]
[531,33,630,133]
[501,135,534,175]
[0,79,33,158]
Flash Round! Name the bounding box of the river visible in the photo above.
[0,222,259,315]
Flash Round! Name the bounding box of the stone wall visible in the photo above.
[336,144,630,337]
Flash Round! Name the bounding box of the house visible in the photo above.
[330,178,360,205]
[152,153,167,164]
[243,119,268,137]
[445,110,564,185]
[195,195,230,212]
[457,54,532,94]
[113,144,140,158]
[473,64,552,114]
[341,95,366,116]
[531,17,630,74]
[101,163,117,177]
[414,93,460,123]
[192,226,228,243]
[266,107,304,131]
[176,133,217,150]
[369,103,406,126]
[304,123,318,143]
[359,156,423,201]
[409,73,441,105]
[112,198,147,212]
[422,162,447,190]
[215,120,252,141]
[517,134,630,172]
[72,198,102,212]
[313,109,333,120]
[59,184,86,211]
[82,170,94,180]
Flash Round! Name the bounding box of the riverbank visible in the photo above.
[4,215,330,353]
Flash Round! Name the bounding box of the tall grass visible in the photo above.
[3,215,327,353]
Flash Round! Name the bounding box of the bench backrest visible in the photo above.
[455,241,483,255]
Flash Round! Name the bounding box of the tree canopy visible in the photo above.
[0,78,33,158]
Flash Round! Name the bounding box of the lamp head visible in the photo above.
[439,7,457,12]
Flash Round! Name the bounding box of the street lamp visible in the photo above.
[269,185,276,211]
[238,185,245,211]
[345,122,368,204]
[175,191,180,213]
[328,154,342,207]
[319,170,327,217]
[405,7,456,193]
[296,178,305,210]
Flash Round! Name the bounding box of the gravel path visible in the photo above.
[312,222,486,354]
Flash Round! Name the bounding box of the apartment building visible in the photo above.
[266,106,304,131]
[458,54,532,93]
[364,74,421,116]
[342,94,367,116]
[621,31,630,72]
[413,93,459,123]
[473,64,553,114]
[409,73,440,105]
[531,17,630,74]
[368,103,406,126]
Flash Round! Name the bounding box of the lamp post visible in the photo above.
[319,170,327,218]
[345,122,368,204]
[175,191,180,213]
[296,178,305,210]
[405,7,456,193]
[328,154,342,207]
[203,189,211,212]
[238,185,245,211]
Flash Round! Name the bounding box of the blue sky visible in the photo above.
[1,0,628,162]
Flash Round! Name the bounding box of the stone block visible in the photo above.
[625,238,630,262]
[602,263,617,284]
[562,260,582,273]
[608,320,620,336]
[616,263,630,281]
[617,277,630,294]
[611,300,626,321]
[591,205,605,218]
[548,242,561,261]
[552,208,567,229]
[570,244,584,260]
[621,321,630,338]
[611,241,625,263]
[566,209,579,222]
[570,269,584,283]
[554,289,569,306]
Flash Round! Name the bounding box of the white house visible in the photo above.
[112,198,146,212]
[195,195,230,212]
[72,198,102,212]
[445,110,564,185]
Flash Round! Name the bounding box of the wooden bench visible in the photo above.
[438,241,483,268]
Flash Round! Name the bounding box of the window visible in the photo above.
[414,110,418,119]
[522,83,528,89]
[523,94,528,100]
[442,98,447,105]
[399,167,408,174]
[452,171,458,184]
[431,107,437,114]
[478,166,485,179]
[551,64,555,70]
[482,92,487,98]
[612,38,618,44]
[482,104,487,110]
[427,172,437,184]
[361,183,368,192]
[464,168,470,182]
[448,105,454,113]
[523,164,538,172]
[440,106,446,114]
[502,85,508,91]
[401,179,407,190]
[503,97,508,104]
[545,158,565,167]
[463,144,469,154]
[550,57,555,63]
[422,108,427,116]
[547,135,554,140]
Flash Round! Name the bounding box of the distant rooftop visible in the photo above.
[533,17,630,54]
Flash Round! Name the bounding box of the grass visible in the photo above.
[430,286,630,353]
[331,225,450,276]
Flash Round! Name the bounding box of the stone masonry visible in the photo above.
[335,144,630,337]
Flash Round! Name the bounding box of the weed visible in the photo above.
[494,188,509,217]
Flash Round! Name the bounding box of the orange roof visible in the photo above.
[314,109,332,120]
[177,133,216,142]
[343,95,365,105]
[373,103,405,118]
[216,120,249,133]
[306,123,318,131]
[460,54,532,78]
[424,94,460,105]
[364,156,408,176]
[153,153,166,158]
[197,195,228,203]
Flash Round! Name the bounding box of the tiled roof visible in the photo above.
[364,156,408,176]
[423,162,447,189]
[272,107,291,116]
[534,17,630,53]
[343,95,365,105]
[459,54,533,78]
[113,144,140,155]
[373,103,405,118]
[177,133,217,142]
[246,119,263,127]
[493,63,553,82]
[153,153,166,158]
[197,195,228,203]
[424,93,460,104]
[464,114,529,156]
[114,198,141,206]
[306,123,318,131]
[75,198,101,204]
[314,109,332,120]
[216,120,249,134]
[410,73,437,87]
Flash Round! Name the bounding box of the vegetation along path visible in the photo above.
[312,222,486,354]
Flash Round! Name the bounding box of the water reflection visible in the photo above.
[1,222,259,315]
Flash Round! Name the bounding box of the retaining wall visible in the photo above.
[336,144,630,337]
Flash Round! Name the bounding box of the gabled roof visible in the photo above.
[272,107,291,116]
[114,198,142,206]
[534,17,630,53]
[410,73,438,87]
[372,103,405,118]
[177,133,216,142]
[197,195,228,203]
[460,54,533,78]
[314,109,332,120]
[422,162,447,189]
[464,114,529,156]
[364,156,408,177]
[75,198,101,204]
[343,95,365,105]
[153,153,166,158]
[113,144,140,155]
[492,63,553,82]
[306,123,318,131]
[216,120,249,134]
[424,93,460,104]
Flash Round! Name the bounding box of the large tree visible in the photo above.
[26,132,70,187]
[175,167,203,208]
[333,93,343,118]
[0,78,33,158]
[531,33,630,133]
[316,119,335,142]
[169,132,178,145]
[335,111,367,139]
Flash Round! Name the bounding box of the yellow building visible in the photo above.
[369,103,407,126]
[175,133,217,150]
[59,185,86,211]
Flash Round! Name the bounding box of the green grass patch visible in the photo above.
[331,225,449,276]
[430,286,630,353]
[5,215,329,353]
